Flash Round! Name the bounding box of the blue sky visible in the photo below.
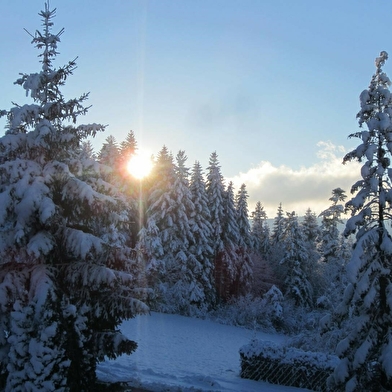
[1,0,391,215]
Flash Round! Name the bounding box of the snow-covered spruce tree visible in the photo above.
[98,135,120,167]
[319,188,347,263]
[97,135,121,185]
[206,152,228,301]
[271,202,285,244]
[115,131,141,246]
[119,130,137,165]
[80,140,96,160]
[140,148,206,313]
[236,184,253,250]
[269,203,286,286]
[97,133,140,235]
[251,201,270,256]
[280,212,313,307]
[0,5,147,390]
[234,183,253,296]
[328,52,392,392]
[317,188,348,308]
[117,130,139,191]
[250,201,276,295]
[189,161,216,309]
[219,181,241,299]
[163,151,206,314]
[301,207,321,246]
[138,146,175,298]
[317,188,349,307]
[300,208,322,298]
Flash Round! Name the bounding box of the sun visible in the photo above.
[126,151,153,179]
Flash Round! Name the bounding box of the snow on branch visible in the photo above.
[63,227,104,261]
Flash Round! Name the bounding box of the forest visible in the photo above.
[1,3,392,392]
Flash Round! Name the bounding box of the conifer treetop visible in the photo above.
[26,1,65,73]
[0,1,105,139]
[356,50,391,130]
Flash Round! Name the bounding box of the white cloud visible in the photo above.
[228,141,360,218]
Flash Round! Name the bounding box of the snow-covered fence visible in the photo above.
[239,340,339,392]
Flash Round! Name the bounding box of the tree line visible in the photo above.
[93,130,353,315]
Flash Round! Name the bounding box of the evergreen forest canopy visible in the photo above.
[0,3,392,392]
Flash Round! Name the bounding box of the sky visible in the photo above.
[1,0,391,216]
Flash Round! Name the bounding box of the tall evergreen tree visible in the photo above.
[163,151,202,313]
[250,201,273,296]
[140,150,213,314]
[80,140,96,160]
[234,183,253,296]
[98,135,120,168]
[97,135,121,188]
[117,130,139,192]
[119,130,138,164]
[300,207,322,298]
[269,203,286,285]
[189,161,215,308]
[0,5,147,390]
[319,188,347,263]
[138,146,175,292]
[328,51,392,391]
[318,188,348,308]
[221,181,241,298]
[251,201,270,255]
[206,152,227,301]
[236,184,253,250]
[280,212,313,307]
[301,207,321,246]
[271,202,285,244]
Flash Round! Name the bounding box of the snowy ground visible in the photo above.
[97,312,310,391]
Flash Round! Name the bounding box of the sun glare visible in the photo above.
[127,151,153,179]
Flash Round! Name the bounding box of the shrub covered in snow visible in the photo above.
[240,339,339,391]
[208,287,285,332]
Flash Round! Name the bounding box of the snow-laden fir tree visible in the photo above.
[269,203,286,286]
[328,51,392,392]
[219,181,241,299]
[118,130,139,193]
[206,152,228,301]
[189,161,216,308]
[234,183,253,296]
[301,207,321,246]
[98,135,120,167]
[97,135,120,185]
[140,148,207,314]
[271,202,285,244]
[80,140,96,160]
[163,151,205,314]
[113,131,141,245]
[236,184,253,250]
[0,4,148,390]
[251,201,270,256]
[138,146,175,296]
[319,188,347,263]
[317,188,348,309]
[300,208,322,298]
[280,212,313,307]
[250,202,275,295]
[119,130,137,165]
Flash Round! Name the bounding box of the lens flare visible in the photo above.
[127,151,153,179]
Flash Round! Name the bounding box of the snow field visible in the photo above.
[97,312,311,391]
